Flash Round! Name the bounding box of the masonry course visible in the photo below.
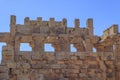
[0,15,120,80]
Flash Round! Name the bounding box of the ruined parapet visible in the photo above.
[1,15,120,80]
[102,24,118,39]
[10,15,93,37]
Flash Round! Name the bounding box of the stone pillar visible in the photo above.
[87,18,94,36]
[32,36,44,53]
[24,17,30,25]
[74,19,80,28]
[10,15,16,36]
[49,18,55,27]
[59,37,70,52]
[14,36,21,52]
[74,43,85,52]
[85,37,92,52]
[62,18,67,27]
[10,15,16,25]
[14,41,20,52]
[52,37,70,52]
[37,17,42,26]
[2,46,14,64]
[114,41,120,80]
[52,43,61,52]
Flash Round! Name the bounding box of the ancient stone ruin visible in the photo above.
[0,15,120,80]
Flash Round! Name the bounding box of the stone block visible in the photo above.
[51,64,61,69]
[17,74,30,80]
[32,64,42,69]
[0,65,8,73]
[0,16,119,80]
[79,73,87,78]
[0,73,9,80]
[32,55,41,60]
[55,53,67,60]
[16,63,30,69]
[7,62,16,68]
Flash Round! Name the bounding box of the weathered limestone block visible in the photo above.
[35,74,45,80]
[32,54,41,60]
[16,63,30,69]
[2,46,14,63]
[24,17,30,25]
[1,16,120,80]
[70,56,78,60]
[17,74,30,80]
[74,60,82,65]
[7,62,16,68]
[79,73,87,78]
[0,65,8,73]
[101,52,114,60]
[0,73,9,80]
[32,63,44,69]
[40,26,49,35]
[50,64,61,69]
[55,52,67,60]
[76,53,85,60]
[60,64,67,69]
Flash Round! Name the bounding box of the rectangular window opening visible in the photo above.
[0,42,6,63]
[44,43,55,52]
[20,43,32,51]
[93,47,97,52]
[70,44,77,52]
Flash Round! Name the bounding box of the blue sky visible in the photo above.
[0,0,120,62]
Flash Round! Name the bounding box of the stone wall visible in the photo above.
[0,15,120,80]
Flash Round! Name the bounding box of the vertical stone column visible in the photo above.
[74,43,85,52]
[62,18,67,27]
[52,37,70,52]
[59,37,70,52]
[49,18,55,27]
[61,18,67,33]
[85,37,93,52]
[32,36,44,53]
[10,15,16,25]
[14,36,21,53]
[114,40,120,80]
[24,17,30,25]
[87,18,94,36]
[14,40,20,52]
[37,17,42,26]
[74,19,80,28]
[2,46,14,64]
[52,43,61,52]
[10,15,16,37]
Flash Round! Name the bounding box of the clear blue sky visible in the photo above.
[0,0,120,62]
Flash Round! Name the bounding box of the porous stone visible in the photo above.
[0,15,120,80]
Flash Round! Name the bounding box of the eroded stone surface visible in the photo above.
[0,15,120,80]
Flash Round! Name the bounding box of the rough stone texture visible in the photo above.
[0,15,120,80]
